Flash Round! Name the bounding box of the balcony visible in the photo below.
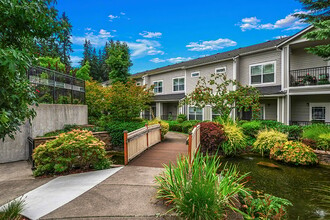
[290,66,330,87]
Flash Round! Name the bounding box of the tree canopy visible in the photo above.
[0,0,62,139]
[181,73,261,120]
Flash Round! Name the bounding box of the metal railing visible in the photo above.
[290,66,330,87]
[28,66,85,104]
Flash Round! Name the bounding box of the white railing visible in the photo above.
[188,124,201,163]
[123,124,161,165]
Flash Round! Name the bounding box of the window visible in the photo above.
[312,107,326,121]
[136,82,141,86]
[189,107,203,120]
[153,81,163,93]
[215,67,226,74]
[191,72,200,77]
[250,62,275,84]
[173,77,185,92]
[212,109,221,121]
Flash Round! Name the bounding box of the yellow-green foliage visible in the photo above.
[148,118,169,139]
[253,129,288,156]
[33,129,111,176]
[270,141,318,165]
[222,122,247,155]
[317,133,330,151]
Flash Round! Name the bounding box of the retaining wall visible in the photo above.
[0,104,88,163]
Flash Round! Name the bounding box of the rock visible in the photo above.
[257,161,281,169]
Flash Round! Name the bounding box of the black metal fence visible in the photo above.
[290,66,330,87]
[28,66,85,104]
[290,121,330,126]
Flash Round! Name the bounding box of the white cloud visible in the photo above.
[274,35,288,39]
[120,12,126,15]
[71,29,114,47]
[70,56,82,67]
[139,31,162,38]
[126,39,164,57]
[108,14,119,21]
[150,58,165,63]
[150,56,193,64]
[85,27,92,31]
[238,11,308,31]
[186,38,237,51]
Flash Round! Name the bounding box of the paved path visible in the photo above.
[41,166,175,219]
[129,132,188,167]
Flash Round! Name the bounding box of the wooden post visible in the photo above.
[188,132,192,164]
[145,124,149,148]
[158,121,162,141]
[124,130,128,165]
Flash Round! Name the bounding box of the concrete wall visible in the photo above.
[0,104,88,163]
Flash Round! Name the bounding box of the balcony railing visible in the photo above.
[290,66,330,87]
[290,121,330,126]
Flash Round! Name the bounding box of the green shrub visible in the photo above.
[253,129,288,156]
[200,122,227,152]
[241,121,262,138]
[177,114,187,122]
[166,120,200,133]
[260,120,283,129]
[155,152,248,219]
[41,124,104,137]
[176,118,184,123]
[222,121,247,155]
[317,133,330,151]
[279,125,303,140]
[270,141,318,165]
[0,198,25,220]
[241,193,292,219]
[303,124,330,141]
[33,130,111,176]
[105,121,145,146]
[148,118,169,139]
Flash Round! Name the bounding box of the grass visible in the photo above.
[0,198,25,220]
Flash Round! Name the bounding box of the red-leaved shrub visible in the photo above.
[200,122,226,152]
[301,138,317,149]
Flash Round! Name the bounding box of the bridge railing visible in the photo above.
[188,124,201,163]
[123,123,162,165]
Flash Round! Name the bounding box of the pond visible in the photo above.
[222,155,330,219]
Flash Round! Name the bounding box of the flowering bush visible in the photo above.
[33,129,111,176]
[200,122,226,152]
[148,118,169,140]
[270,141,318,165]
[253,129,288,156]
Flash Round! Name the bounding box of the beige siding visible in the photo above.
[290,47,327,70]
[204,106,212,121]
[148,69,185,95]
[291,95,330,122]
[260,99,277,120]
[185,61,234,94]
[239,50,282,86]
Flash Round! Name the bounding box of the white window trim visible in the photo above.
[191,71,200,78]
[188,105,204,121]
[153,80,163,94]
[249,61,276,86]
[215,67,227,74]
[309,103,328,121]
[172,77,185,93]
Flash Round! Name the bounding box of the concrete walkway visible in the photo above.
[41,166,175,219]
[129,132,188,167]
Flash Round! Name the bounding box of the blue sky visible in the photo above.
[56,0,308,74]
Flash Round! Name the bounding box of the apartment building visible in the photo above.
[131,26,330,125]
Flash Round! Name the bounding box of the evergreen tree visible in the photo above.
[80,39,92,66]
[295,0,330,60]
[106,40,132,84]
[90,48,99,81]
[58,12,73,67]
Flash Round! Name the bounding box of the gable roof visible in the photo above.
[131,37,290,78]
[276,25,313,48]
